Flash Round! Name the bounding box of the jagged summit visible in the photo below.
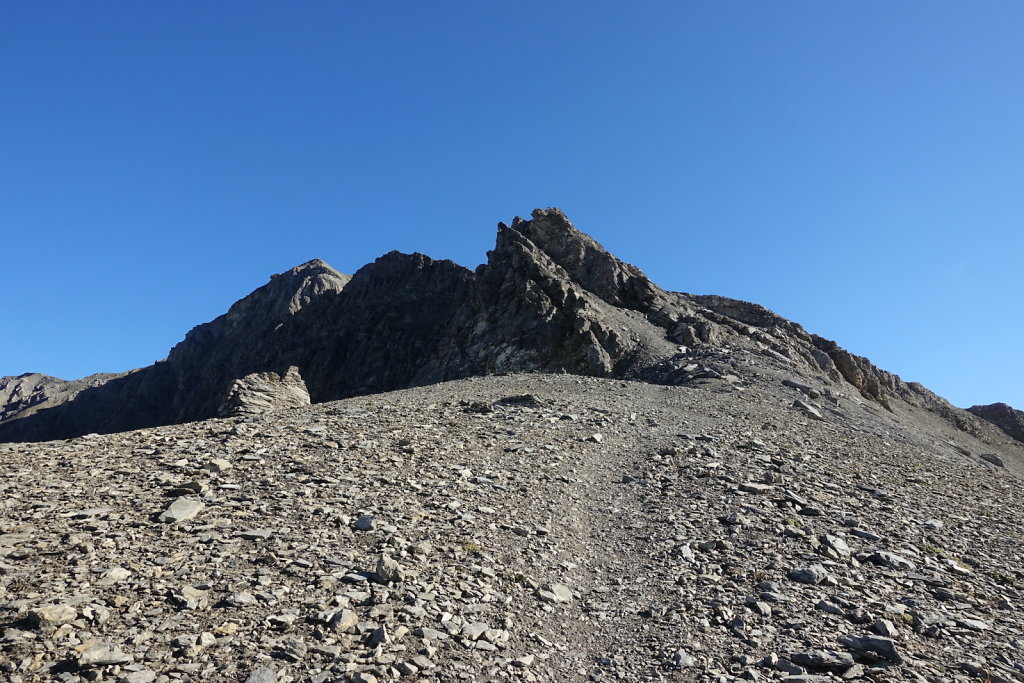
[1,209,1022,466]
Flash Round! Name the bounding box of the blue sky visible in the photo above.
[2,2,1021,409]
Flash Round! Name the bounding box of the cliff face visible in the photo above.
[0,209,1019,453]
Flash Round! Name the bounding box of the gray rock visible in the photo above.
[837,634,902,664]
[28,604,76,629]
[788,564,830,584]
[353,515,377,531]
[79,643,133,667]
[373,554,405,584]
[868,550,916,571]
[790,649,855,670]
[244,667,278,683]
[537,583,573,603]
[158,497,204,524]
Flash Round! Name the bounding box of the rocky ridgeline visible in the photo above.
[1,209,1019,453]
[969,404,1024,445]
[1,373,1022,682]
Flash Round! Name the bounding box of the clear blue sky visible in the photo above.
[2,2,1021,409]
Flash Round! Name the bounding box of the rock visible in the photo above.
[236,528,274,540]
[157,497,204,524]
[788,564,830,584]
[868,551,916,571]
[79,643,133,667]
[353,515,377,531]
[790,649,855,670]
[218,366,312,417]
[28,604,76,629]
[512,654,535,668]
[537,583,573,603]
[792,399,824,420]
[671,649,693,669]
[244,667,278,683]
[837,634,902,664]
[203,457,233,473]
[373,554,405,584]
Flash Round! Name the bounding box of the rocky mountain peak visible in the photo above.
[2,209,1023,459]
[495,208,664,313]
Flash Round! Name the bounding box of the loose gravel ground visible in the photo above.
[2,370,1023,683]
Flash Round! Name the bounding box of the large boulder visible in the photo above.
[217,366,311,417]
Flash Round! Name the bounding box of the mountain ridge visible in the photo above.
[1,209,1021,463]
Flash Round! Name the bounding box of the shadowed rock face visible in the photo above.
[0,373,121,423]
[969,403,1024,443]
[0,208,1018,449]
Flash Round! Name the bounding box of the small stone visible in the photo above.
[588,433,603,443]
[79,643,133,667]
[536,583,573,603]
[837,634,902,664]
[244,667,278,683]
[203,458,233,473]
[373,554,405,584]
[462,621,490,641]
[237,529,273,541]
[158,498,204,524]
[28,604,76,630]
[670,649,693,669]
[353,515,377,531]
[790,649,855,670]
[788,564,829,584]
[868,551,916,571]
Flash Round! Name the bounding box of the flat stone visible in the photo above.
[353,515,377,531]
[790,649,855,670]
[236,528,273,540]
[788,564,829,584]
[868,551,916,571]
[837,634,902,664]
[28,604,76,629]
[79,643,133,667]
[537,583,573,603]
[158,498,204,524]
[462,621,490,640]
[245,667,278,683]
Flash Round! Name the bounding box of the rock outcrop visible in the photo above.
[0,209,1017,455]
[969,402,1024,444]
[217,366,311,417]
